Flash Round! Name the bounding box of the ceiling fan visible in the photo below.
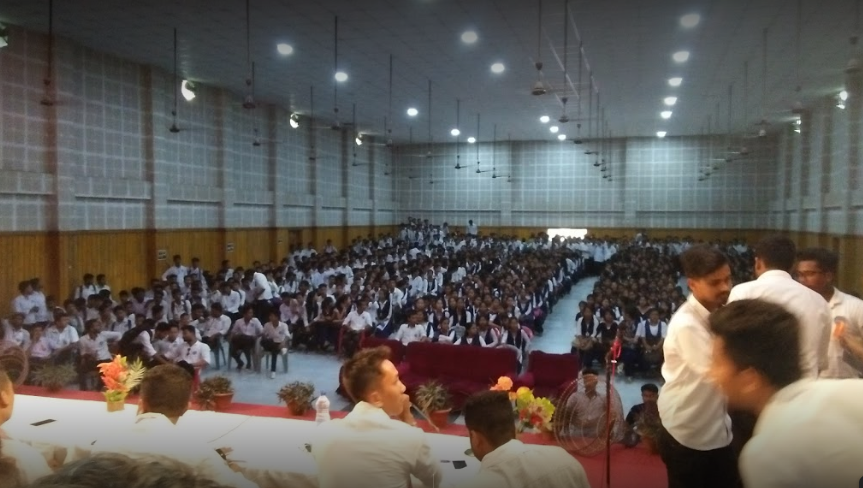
[39,0,57,106]
[351,104,369,167]
[168,28,188,134]
[454,99,464,170]
[530,0,547,96]
[242,0,255,109]
[557,0,571,125]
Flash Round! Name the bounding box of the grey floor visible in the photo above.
[201,277,660,418]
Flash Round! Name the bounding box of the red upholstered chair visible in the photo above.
[336,338,406,399]
[514,350,580,400]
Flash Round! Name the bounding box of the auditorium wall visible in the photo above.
[393,135,778,229]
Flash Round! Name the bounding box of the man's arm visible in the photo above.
[411,436,443,488]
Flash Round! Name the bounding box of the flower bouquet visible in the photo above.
[489,376,555,433]
[98,355,146,412]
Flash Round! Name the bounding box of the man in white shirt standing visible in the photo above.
[314,347,441,488]
[466,219,478,237]
[248,269,274,324]
[458,390,589,488]
[658,245,740,488]
[727,235,831,379]
[161,254,188,283]
[707,299,863,488]
[91,364,259,488]
[794,247,863,378]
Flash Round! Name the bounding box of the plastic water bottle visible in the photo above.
[315,392,331,424]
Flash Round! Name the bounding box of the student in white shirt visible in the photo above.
[657,245,739,488]
[78,319,122,391]
[74,273,98,301]
[261,310,290,378]
[91,364,259,488]
[314,346,441,488]
[11,281,40,326]
[794,247,863,378]
[201,303,231,353]
[728,235,831,378]
[153,323,184,363]
[27,325,53,361]
[635,309,667,369]
[393,311,429,346]
[171,325,211,378]
[45,312,80,364]
[341,300,374,358]
[460,390,589,488]
[109,305,135,334]
[161,254,188,283]
[230,306,262,371]
[708,299,863,488]
[2,313,30,350]
[0,366,53,485]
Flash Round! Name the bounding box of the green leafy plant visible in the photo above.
[414,380,451,412]
[194,375,234,410]
[277,381,315,414]
[30,363,77,392]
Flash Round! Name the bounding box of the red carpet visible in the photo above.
[16,385,668,488]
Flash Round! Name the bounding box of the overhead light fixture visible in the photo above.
[490,62,505,74]
[657,131,667,138]
[355,134,363,146]
[557,134,567,141]
[549,126,559,134]
[664,96,678,106]
[334,71,348,82]
[668,77,683,87]
[467,137,476,144]
[461,31,478,44]
[794,119,802,133]
[276,43,294,56]
[0,24,8,49]
[407,107,419,117]
[661,110,673,119]
[672,51,690,63]
[451,128,461,137]
[181,80,196,101]
[539,115,550,123]
[289,113,300,129]
[840,90,849,101]
[680,13,701,29]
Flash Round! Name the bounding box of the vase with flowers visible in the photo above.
[489,376,555,434]
[98,355,146,412]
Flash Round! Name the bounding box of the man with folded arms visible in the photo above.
[314,346,441,488]
[708,299,863,488]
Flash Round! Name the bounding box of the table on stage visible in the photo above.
[4,395,479,488]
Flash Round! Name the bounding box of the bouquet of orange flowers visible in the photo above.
[98,355,146,403]
[489,376,555,432]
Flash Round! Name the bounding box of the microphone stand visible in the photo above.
[604,331,623,488]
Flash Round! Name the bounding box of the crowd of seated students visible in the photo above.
[571,236,753,377]
[1,219,584,389]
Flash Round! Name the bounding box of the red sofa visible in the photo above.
[397,342,518,409]
[514,350,581,400]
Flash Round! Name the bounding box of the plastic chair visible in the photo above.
[253,336,289,374]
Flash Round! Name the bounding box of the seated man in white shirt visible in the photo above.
[91,364,259,488]
[2,313,30,350]
[230,306,262,371]
[341,300,374,359]
[0,366,53,485]
[708,299,863,488]
[315,346,441,488]
[171,325,211,378]
[393,310,429,346]
[45,311,80,365]
[459,390,589,488]
[261,310,290,379]
[78,319,122,391]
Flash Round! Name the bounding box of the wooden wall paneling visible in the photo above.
[0,233,50,314]
[71,231,148,298]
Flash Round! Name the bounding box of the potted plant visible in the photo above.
[30,363,77,392]
[277,381,315,416]
[414,381,452,428]
[195,376,234,411]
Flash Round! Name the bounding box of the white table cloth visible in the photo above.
[5,395,479,488]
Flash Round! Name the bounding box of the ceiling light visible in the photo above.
[661,111,673,119]
[334,71,348,82]
[837,102,847,110]
[656,131,667,138]
[467,137,476,144]
[680,13,701,29]
[664,96,678,106]
[840,90,849,101]
[668,77,683,87]
[549,126,559,133]
[451,128,461,137]
[181,80,196,101]
[490,63,505,74]
[289,113,300,129]
[407,107,419,117]
[461,31,478,44]
[355,134,363,146]
[557,134,567,141]
[539,115,550,123]
[672,51,690,63]
[276,43,294,56]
